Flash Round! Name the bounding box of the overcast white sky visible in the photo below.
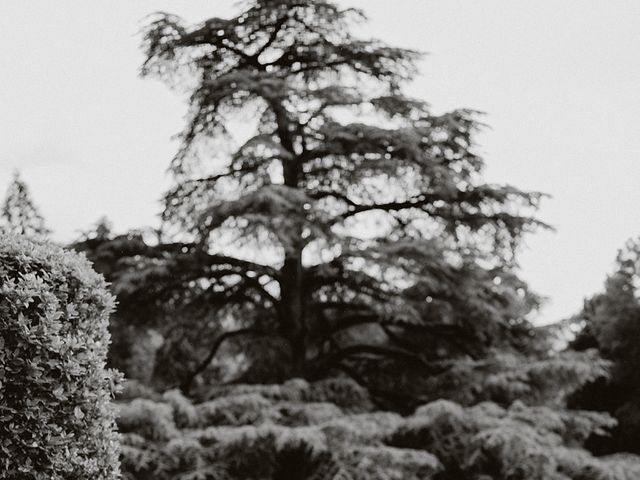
[1,0,639,324]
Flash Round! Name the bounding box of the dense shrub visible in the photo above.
[117,378,640,480]
[423,350,611,407]
[0,234,121,479]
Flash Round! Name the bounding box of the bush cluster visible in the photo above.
[117,378,640,480]
[0,234,121,479]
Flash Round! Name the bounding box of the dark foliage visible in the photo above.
[568,238,640,454]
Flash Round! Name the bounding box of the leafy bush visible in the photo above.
[424,350,610,407]
[0,233,121,479]
[202,377,373,411]
[117,398,179,441]
[162,389,199,428]
[117,379,640,480]
[195,393,275,427]
[118,378,162,402]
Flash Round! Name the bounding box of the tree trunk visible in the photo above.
[280,251,306,375]
[272,99,307,376]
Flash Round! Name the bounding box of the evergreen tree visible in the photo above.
[569,238,640,453]
[136,0,549,397]
[71,226,169,381]
[1,170,50,238]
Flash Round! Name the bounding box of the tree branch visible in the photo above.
[255,13,290,58]
[219,39,260,67]
[180,328,264,393]
[314,313,382,348]
[193,252,280,279]
[339,193,439,219]
[315,344,432,376]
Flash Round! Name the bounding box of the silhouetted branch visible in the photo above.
[180,328,265,393]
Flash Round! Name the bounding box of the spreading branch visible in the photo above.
[180,328,267,393]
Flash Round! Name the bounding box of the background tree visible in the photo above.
[73,224,293,390]
[134,0,550,400]
[1,170,50,238]
[72,223,171,383]
[568,237,640,453]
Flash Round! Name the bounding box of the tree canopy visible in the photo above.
[128,0,550,399]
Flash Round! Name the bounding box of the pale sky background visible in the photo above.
[1,1,639,324]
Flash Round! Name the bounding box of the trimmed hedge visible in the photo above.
[0,234,121,479]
